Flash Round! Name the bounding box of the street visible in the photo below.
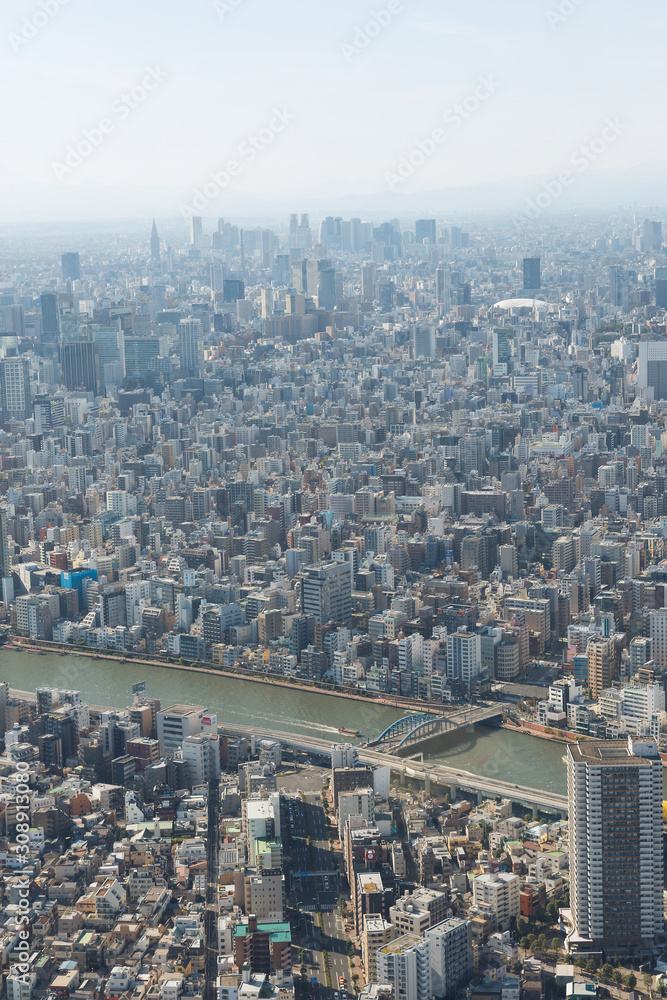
[284,782,353,996]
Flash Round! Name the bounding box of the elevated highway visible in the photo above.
[221,722,568,817]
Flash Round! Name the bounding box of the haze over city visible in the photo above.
[3,0,667,220]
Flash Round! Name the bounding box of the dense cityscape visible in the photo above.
[0,206,666,1000]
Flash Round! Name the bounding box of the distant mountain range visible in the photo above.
[1,160,667,224]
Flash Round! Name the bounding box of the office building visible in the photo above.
[40,292,60,339]
[523,257,541,291]
[586,635,616,699]
[92,324,125,387]
[446,628,482,689]
[61,340,100,394]
[181,732,220,788]
[317,267,337,311]
[567,738,663,959]
[244,869,284,922]
[362,264,376,302]
[638,341,667,400]
[300,561,352,626]
[0,357,30,422]
[436,267,451,313]
[156,704,205,757]
[492,328,512,368]
[413,326,436,360]
[190,216,202,246]
[649,609,667,667]
[61,252,81,282]
[0,508,13,606]
[124,336,162,376]
[33,395,65,433]
[178,318,204,377]
[415,219,436,245]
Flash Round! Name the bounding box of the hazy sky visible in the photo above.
[2,0,666,220]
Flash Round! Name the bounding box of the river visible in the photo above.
[0,650,569,794]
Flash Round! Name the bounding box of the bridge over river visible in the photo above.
[366,702,509,753]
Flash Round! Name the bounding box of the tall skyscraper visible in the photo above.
[361,264,376,302]
[413,325,436,360]
[124,336,162,376]
[0,509,12,580]
[436,267,451,314]
[209,264,225,292]
[523,256,541,290]
[40,292,60,339]
[586,634,616,699]
[317,268,337,311]
[459,435,485,476]
[33,395,65,434]
[92,324,125,388]
[61,252,81,282]
[190,216,203,246]
[638,341,667,400]
[150,219,160,262]
[492,328,512,369]
[178,318,204,378]
[0,357,31,422]
[608,265,628,310]
[573,367,588,401]
[567,737,663,960]
[61,340,101,394]
[415,219,436,244]
[0,508,12,607]
[300,561,352,626]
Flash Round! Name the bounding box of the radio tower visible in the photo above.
[204,771,220,1000]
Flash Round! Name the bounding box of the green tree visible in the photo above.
[547,901,560,924]
[601,964,614,981]
[626,974,637,990]
[644,974,653,994]
[520,937,530,950]
[585,960,597,975]
[613,971,623,985]
[517,918,528,937]
[537,935,548,954]
[551,938,561,956]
